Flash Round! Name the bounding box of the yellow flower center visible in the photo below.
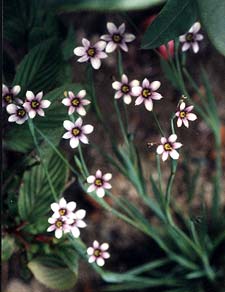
[55,220,63,228]
[87,48,96,57]
[59,209,66,216]
[142,88,151,98]
[31,100,40,109]
[112,34,122,43]
[94,249,101,257]
[72,127,81,137]
[179,111,186,118]
[4,94,13,103]
[164,143,172,151]
[95,178,103,187]
[121,84,130,93]
[186,33,193,42]
[17,109,26,117]
[71,98,80,107]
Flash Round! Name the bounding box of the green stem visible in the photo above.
[152,111,165,136]
[78,144,89,177]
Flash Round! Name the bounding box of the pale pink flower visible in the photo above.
[179,22,204,53]
[73,38,107,70]
[62,117,94,149]
[23,91,51,119]
[156,134,182,161]
[69,209,87,238]
[175,101,197,128]
[47,216,72,239]
[6,104,28,124]
[62,90,90,116]
[112,74,139,104]
[132,78,163,111]
[2,84,22,107]
[87,240,110,266]
[50,198,76,219]
[87,169,112,198]
[101,22,135,53]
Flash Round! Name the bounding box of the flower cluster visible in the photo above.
[74,22,135,70]
[47,198,86,239]
[3,85,51,125]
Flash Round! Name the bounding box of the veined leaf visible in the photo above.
[2,235,16,262]
[141,0,197,49]
[28,255,77,290]
[18,150,68,222]
[196,0,225,56]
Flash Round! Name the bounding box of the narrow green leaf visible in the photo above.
[2,235,16,262]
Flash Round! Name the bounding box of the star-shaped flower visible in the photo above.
[156,134,182,161]
[62,90,90,116]
[179,22,204,53]
[74,38,107,70]
[2,84,22,107]
[6,104,28,125]
[175,101,197,128]
[87,169,112,198]
[87,240,110,266]
[23,91,51,119]
[101,22,135,53]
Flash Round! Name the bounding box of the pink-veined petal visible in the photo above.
[29,109,36,119]
[121,74,128,84]
[177,118,183,128]
[161,137,167,144]
[87,175,96,183]
[124,33,135,42]
[135,96,144,105]
[179,35,186,42]
[68,106,75,115]
[62,98,71,106]
[47,225,56,232]
[6,103,17,114]
[119,42,128,52]
[95,40,106,51]
[41,100,51,108]
[102,252,110,259]
[162,151,169,161]
[87,184,96,193]
[150,81,161,91]
[118,23,125,34]
[196,34,203,41]
[144,99,153,111]
[75,117,83,127]
[79,134,89,144]
[180,101,186,110]
[183,118,189,128]
[114,91,123,99]
[76,220,86,228]
[103,173,112,181]
[112,81,122,90]
[123,94,132,104]
[55,229,63,239]
[36,91,43,101]
[100,34,111,41]
[151,92,163,100]
[75,209,86,219]
[82,38,90,48]
[100,243,109,251]
[107,22,117,34]
[88,255,96,263]
[77,55,89,62]
[96,169,102,178]
[190,22,201,34]
[16,116,28,124]
[77,89,86,98]
[186,113,197,121]
[37,108,45,117]
[12,85,21,95]
[142,78,150,88]
[62,131,73,139]
[182,42,191,52]
[105,41,117,53]
[82,124,94,134]
[132,86,142,96]
[96,188,105,198]
[74,46,86,56]
[103,182,112,189]
[173,142,182,149]
[87,247,94,255]
[93,241,99,248]
[59,198,67,208]
[90,57,101,70]
[130,80,139,87]
[168,134,177,143]
[8,114,18,122]
[192,42,199,53]
[71,226,80,238]
[96,257,105,266]
[77,106,86,116]
[26,91,35,101]
[2,84,9,95]
[185,105,194,112]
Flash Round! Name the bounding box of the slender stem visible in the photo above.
[114,99,129,145]
[78,144,89,177]
[152,111,165,136]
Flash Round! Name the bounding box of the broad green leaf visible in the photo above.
[141,0,197,49]
[48,0,165,12]
[18,150,68,222]
[4,83,83,153]
[1,235,16,261]
[13,38,62,94]
[196,0,225,56]
[28,255,77,290]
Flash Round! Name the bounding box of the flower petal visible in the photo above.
[79,134,89,144]
[62,98,71,106]
[162,151,169,161]
[75,209,86,219]
[114,91,123,99]
[124,33,135,42]
[41,100,51,108]
[29,110,36,119]
[130,80,139,87]
[135,96,144,105]
[93,240,99,248]
[55,229,63,239]
[12,85,21,95]
[106,41,117,53]
[103,182,112,189]
[121,74,128,84]
[119,42,128,52]
[88,255,96,263]
[190,22,201,34]
[123,94,132,104]
[82,38,90,48]
[144,99,153,111]
[96,257,105,266]
[47,225,56,232]
[77,106,86,116]
[103,173,112,181]
[36,91,43,101]
[70,137,79,148]
[26,91,35,101]
[150,81,161,91]
[100,34,111,41]
[168,134,177,143]
[63,120,74,130]
[74,46,86,56]
[183,118,189,128]
[87,175,96,183]
[37,108,45,117]
[132,86,142,96]
[6,104,17,114]
[177,118,183,127]
[118,23,125,34]
[95,40,106,51]
[77,89,86,98]
[8,114,18,122]
[87,247,94,255]
[192,42,199,53]
[169,149,179,160]
[71,226,80,238]
[75,117,83,127]
[76,220,86,228]
[112,81,122,90]
[142,78,150,88]
[62,131,73,139]
[180,101,186,110]
[68,106,75,115]
[156,145,164,155]
[96,169,102,178]
[87,184,96,193]
[51,203,59,212]
[102,252,110,259]
[67,201,76,211]
[100,243,109,251]
[182,43,191,52]
[186,113,197,121]
[151,92,163,100]
[107,22,117,34]
[90,57,101,70]
[161,137,167,144]
[82,124,94,134]
[77,55,89,62]
[96,187,105,198]
[173,142,183,149]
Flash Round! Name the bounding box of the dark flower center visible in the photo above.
[72,127,81,137]
[179,111,186,118]
[59,208,67,216]
[142,88,151,98]
[185,33,194,42]
[164,143,172,151]
[87,47,96,57]
[121,84,130,94]
[71,98,80,107]
[94,248,101,257]
[112,34,122,43]
[4,94,13,104]
[95,178,103,187]
[31,100,40,109]
[55,219,63,228]
[17,108,26,117]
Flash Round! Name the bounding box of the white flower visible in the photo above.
[73,38,107,70]
[6,104,28,124]
[62,117,94,149]
[175,101,197,128]
[87,169,112,198]
[50,198,76,219]
[69,209,87,238]
[101,22,135,53]
[156,134,183,161]
[179,22,204,53]
[23,91,51,119]
[87,240,110,266]
[47,216,73,239]
[62,90,90,116]
[2,84,22,107]
[112,74,139,104]
[132,78,163,111]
